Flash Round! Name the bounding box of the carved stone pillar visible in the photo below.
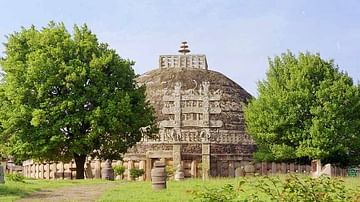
[85,161,93,179]
[191,160,197,178]
[23,164,27,177]
[271,162,277,175]
[94,159,101,179]
[228,161,235,177]
[127,160,134,181]
[174,82,182,131]
[31,164,36,178]
[46,163,50,179]
[146,153,152,181]
[52,162,57,179]
[172,144,182,169]
[35,163,39,179]
[139,160,146,181]
[202,143,210,180]
[0,165,4,184]
[202,82,210,127]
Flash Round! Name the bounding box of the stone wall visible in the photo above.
[22,159,124,180]
[210,144,256,158]
[22,158,350,180]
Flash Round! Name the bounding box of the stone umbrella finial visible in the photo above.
[178,41,190,55]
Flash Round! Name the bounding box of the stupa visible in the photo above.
[124,42,256,179]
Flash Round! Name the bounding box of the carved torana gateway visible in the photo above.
[124,42,256,179]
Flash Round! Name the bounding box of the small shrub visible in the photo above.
[113,165,125,176]
[6,173,25,183]
[165,165,175,179]
[192,181,246,202]
[129,168,144,180]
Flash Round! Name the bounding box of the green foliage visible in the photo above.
[250,175,359,202]
[0,22,157,177]
[129,168,144,179]
[245,51,360,165]
[192,182,245,202]
[113,165,125,176]
[5,173,25,183]
[165,165,175,178]
[192,175,360,202]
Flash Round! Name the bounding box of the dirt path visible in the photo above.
[16,183,116,202]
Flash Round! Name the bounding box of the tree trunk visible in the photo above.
[74,153,86,179]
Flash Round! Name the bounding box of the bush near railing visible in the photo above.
[6,173,25,183]
[129,168,144,180]
[192,175,360,202]
[113,165,125,177]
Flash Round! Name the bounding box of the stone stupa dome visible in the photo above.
[126,42,256,178]
[136,42,254,145]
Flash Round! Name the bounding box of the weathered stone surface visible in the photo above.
[85,162,93,179]
[244,163,255,176]
[126,143,173,154]
[174,164,184,181]
[235,167,245,177]
[0,165,4,184]
[181,143,202,154]
[202,143,210,180]
[151,161,166,190]
[172,144,181,170]
[190,160,197,178]
[210,144,256,156]
[101,160,114,180]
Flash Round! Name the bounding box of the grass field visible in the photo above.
[1,176,360,202]
[0,177,112,202]
[98,176,360,202]
[98,178,263,202]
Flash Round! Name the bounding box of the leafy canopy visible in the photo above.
[245,51,360,165]
[0,22,156,163]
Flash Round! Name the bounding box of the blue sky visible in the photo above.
[1,0,359,95]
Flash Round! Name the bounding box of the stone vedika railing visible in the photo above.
[22,159,145,180]
[159,55,208,70]
[236,162,348,177]
[22,159,351,180]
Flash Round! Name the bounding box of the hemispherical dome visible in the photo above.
[136,65,254,145]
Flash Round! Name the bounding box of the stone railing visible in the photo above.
[159,55,208,70]
[22,159,124,180]
[22,159,352,180]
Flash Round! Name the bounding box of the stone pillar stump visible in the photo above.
[201,143,210,180]
[0,165,4,184]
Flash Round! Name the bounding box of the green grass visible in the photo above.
[0,177,110,202]
[98,176,360,202]
[99,177,270,202]
[1,176,360,202]
[98,177,276,202]
[343,177,360,189]
[98,179,218,202]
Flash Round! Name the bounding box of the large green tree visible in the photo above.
[0,22,156,178]
[245,51,360,165]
